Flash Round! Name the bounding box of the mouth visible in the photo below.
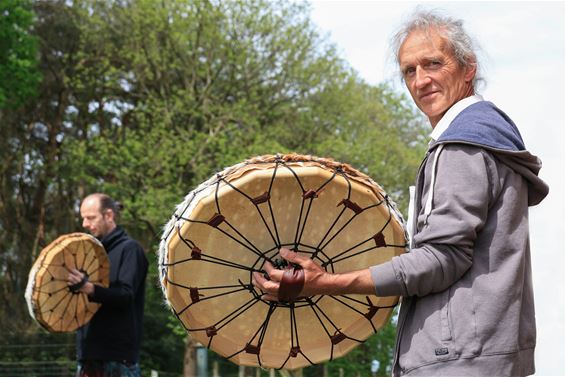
[419,91,438,101]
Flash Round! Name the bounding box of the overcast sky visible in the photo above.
[307,1,565,375]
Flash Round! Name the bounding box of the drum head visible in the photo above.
[159,154,407,369]
[25,233,110,332]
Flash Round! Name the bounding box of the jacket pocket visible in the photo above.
[398,289,458,373]
[449,278,481,358]
[439,288,453,342]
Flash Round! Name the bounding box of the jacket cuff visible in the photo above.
[88,284,102,303]
[370,261,404,297]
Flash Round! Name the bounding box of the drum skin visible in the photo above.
[25,233,110,333]
[159,154,407,369]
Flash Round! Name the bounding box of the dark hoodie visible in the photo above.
[76,226,148,363]
[371,100,549,376]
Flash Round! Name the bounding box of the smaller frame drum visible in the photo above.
[25,233,110,332]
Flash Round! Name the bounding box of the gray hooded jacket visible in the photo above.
[370,101,549,376]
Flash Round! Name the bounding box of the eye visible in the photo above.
[403,66,416,78]
[426,60,443,69]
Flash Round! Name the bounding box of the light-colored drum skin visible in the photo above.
[25,233,110,333]
[159,154,407,370]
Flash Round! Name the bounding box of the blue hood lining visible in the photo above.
[436,101,525,151]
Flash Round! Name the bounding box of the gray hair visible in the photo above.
[391,8,484,89]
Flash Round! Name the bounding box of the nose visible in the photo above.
[414,65,431,89]
[82,218,89,229]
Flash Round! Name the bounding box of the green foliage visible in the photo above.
[311,315,398,377]
[0,0,428,374]
[0,0,41,109]
[140,251,185,371]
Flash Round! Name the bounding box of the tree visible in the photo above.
[0,0,41,110]
[0,0,79,337]
[0,0,427,374]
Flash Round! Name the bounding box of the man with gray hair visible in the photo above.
[253,9,548,376]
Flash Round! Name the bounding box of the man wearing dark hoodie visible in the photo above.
[253,9,549,377]
[67,193,148,377]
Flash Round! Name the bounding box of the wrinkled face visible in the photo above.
[80,197,114,239]
[399,28,476,127]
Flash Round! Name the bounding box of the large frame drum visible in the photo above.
[159,154,407,369]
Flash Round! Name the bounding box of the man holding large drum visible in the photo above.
[254,9,549,377]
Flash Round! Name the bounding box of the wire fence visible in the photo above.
[0,360,183,377]
[0,342,183,377]
[0,339,75,377]
[0,360,75,377]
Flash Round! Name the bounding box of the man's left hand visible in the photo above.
[67,268,95,296]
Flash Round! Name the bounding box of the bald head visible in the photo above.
[80,193,118,239]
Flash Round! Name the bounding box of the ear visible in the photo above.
[104,209,115,223]
[464,61,477,83]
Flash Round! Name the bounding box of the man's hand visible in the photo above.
[252,247,333,301]
[252,247,377,301]
[67,268,95,296]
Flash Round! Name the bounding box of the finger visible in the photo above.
[67,277,80,286]
[263,260,284,282]
[252,272,275,290]
[67,272,79,283]
[251,271,267,288]
[67,270,85,285]
[68,268,83,280]
[263,260,275,273]
[252,272,281,294]
[261,294,278,302]
[280,247,310,266]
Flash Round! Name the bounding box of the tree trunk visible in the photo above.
[278,369,303,377]
[238,366,255,377]
[183,335,198,377]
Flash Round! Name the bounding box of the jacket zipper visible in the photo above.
[392,151,430,376]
